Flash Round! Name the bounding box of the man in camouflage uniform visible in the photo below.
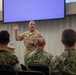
[27,36,53,68]
[14,20,41,68]
[49,29,76,75]
[0,30,22,73]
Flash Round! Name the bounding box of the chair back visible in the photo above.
[28,66,49,75]
[0,64,16,75]
[50,72,72,75]
[21,64,27,71]
[0,70,15,75]
[17,70,45,75]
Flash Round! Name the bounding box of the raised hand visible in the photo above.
[14,24,19,31]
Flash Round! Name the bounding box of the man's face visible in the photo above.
[29,21,36,31]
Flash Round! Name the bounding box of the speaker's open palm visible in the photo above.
[14,24,19,31]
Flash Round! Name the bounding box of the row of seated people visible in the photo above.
[26,29,76,75]
[0,29,76,75]
[21,64,72,75]
[26,36,51,75]
[0,30,45,75]
[21,64,49,75]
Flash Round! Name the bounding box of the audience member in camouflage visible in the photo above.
[49,29,76,75]
[27,36,53,68]
[14,21,41,68]
[0,30,22,72]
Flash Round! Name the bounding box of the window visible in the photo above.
[66,0,76,3]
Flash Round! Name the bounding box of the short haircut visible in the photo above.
[36,36,45,46]
[29,20,35,25]
[62,29,76,47]
[0,30,10,44]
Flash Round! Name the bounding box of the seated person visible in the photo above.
[49,29,76,75]
[27,36,53,68]
[0,30,22,74]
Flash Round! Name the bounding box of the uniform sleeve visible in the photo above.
[27,51,36,65]
[49,56,63,75]
[49,54,67,75]
[27,51,35,61]
[38,32,42,37]
[49,54,53,60]
[19,32,25,41]
[13,63,21,71]
[46,53,53,66]
[12,54,21,71]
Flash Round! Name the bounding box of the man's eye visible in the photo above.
[31,24,34,25]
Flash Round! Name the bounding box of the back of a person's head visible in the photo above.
[36,36,45,47]
[0,30,10,44]
[62,29,76,47]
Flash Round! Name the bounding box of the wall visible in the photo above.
[66,2,76,15]
[0,0,2,11]
[0,0,76,64]
[0,15,76,64]
[0,0,2,21]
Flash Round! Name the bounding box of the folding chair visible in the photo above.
[28,66,49,75]
[17,70,45,75]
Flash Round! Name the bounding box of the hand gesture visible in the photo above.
[14,24,19,31]
[27,40,33,45]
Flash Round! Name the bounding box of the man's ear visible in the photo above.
[61,39,64,45]
[44,42,46,46]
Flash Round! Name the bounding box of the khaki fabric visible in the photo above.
[19,30,41,66]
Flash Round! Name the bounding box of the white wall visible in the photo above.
[0,0,2,20]
[0,1,76,64]
[0,0,2,11]
[0,15,76,64]
[66,2,76,15]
